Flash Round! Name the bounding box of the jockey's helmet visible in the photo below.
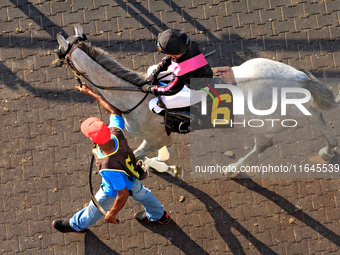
[157,29,190,55]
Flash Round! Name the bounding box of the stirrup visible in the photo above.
[178,122,190,133]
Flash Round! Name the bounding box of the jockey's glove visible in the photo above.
[141,85,159,96]
[147,72,158,85]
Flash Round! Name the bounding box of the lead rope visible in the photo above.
[73,71,102,120]
[73,72,107,216]
[89,154,107,215]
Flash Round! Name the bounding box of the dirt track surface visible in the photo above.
[1,0,340,254]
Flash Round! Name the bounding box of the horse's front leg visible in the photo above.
[133,131,172,159]
[224,135,274,178]
[133,137,184,179]
[148,146,170,162]
[143,154,184,179]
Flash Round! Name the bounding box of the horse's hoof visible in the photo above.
[221,166,239,178]
[169,165,183,179]
[319,147,335,161]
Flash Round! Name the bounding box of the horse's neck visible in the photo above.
[68,48,170,144]
[70,49,144,111]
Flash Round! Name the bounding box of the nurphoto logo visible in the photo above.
[198,80,312,128]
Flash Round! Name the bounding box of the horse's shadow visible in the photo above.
[306,151,340,178]
[234,176,340,246]
[85,230,121,255]
[156,171,340,254]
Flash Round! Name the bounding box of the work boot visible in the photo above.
[52,219,87,233]
[134,211,171,225]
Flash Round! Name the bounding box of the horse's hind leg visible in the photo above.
[306,107,338,160]
[225,134,274,177]
[134,137,171,160]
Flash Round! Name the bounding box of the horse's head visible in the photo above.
[56,24,87,60]
[56,24,148,88]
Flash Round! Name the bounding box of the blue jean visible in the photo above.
[69,180,164,231]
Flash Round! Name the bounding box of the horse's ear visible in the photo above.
[74,24,84,38]
[57,34,69,51]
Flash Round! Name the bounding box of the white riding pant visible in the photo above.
[147,65,209,113]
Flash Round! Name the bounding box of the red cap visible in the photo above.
[81,117,111,145]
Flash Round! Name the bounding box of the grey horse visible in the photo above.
[56,24,339,178]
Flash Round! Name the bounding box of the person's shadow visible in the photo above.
[140,220,209,255]
[85,230,121,255]
[83,210,209,254]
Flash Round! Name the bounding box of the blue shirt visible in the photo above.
[96,115,136,197]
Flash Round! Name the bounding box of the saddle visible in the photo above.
[160,66,236,135]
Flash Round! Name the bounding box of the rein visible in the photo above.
[65,41,149,114]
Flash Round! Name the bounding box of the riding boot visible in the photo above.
[167,110,199,123]
[168,110,203,130]
[154,109,198,123]
[152,109,194,134]
[153,109,173,135]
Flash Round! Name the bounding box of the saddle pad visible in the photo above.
[212,66,236,85]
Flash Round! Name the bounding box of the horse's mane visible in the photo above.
[78,42,148,87]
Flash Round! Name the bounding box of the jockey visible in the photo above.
[141,29,213,133]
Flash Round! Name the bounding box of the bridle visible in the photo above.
[58,38,149,114]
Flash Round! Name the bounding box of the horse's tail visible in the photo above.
[302,70,339,110]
